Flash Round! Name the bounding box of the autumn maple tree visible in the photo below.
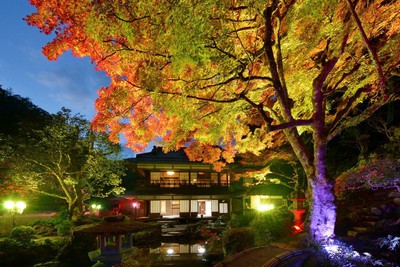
[26,0,400,243]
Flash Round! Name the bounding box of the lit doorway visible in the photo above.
[197,200,212,217]
[161,200,180,218]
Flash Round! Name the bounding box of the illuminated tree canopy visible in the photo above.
[26,0,400,242]
[4,108,125,220]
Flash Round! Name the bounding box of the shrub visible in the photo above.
[0,236,62,267]
[250,206,294,245]
[31,217,72,237]
[31,221,58,236]
[205,233,224,262]
[312,239,386,267]
[222,227,255,256]
[377,235,400,251]
[229,210,256,227]
[10,226,35,242]
[56,220,73,236]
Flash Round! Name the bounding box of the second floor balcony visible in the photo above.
[136,179,230,188]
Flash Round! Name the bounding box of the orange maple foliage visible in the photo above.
[26,0,400,242]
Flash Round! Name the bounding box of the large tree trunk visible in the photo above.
[72,191,84,222]
[308,174,336,243]
[67,194,84,222]
[291,138,337,243]
[308,94,336,242]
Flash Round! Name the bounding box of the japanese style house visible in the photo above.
[118,147,232,220]
[109,147,295,221]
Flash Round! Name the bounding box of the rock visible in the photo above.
[393,198,400,206]
[370,207,383,216]
[347,230,358,237]
[388,191,400,198]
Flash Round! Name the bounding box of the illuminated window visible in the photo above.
[219,203,228,213]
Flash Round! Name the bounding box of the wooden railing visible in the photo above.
[136,180,229,188]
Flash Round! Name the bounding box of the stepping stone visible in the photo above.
[353,227,368,232]
[347,230,358,237]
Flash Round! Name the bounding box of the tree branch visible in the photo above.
[328,94,400,141]
[345,0,386,93]
[31,189,69,201]
[263,2,293,121]
[270,119,314,131]
[327,85,369,135]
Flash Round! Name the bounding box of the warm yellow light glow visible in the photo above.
[91,204,101,210]
[198,246,206,254]
[166,171,175,175]
[167,248,174,255]
[4,200,15,210]
[5,200,26,214]
[15,201,26,213]
[257,204,274,212]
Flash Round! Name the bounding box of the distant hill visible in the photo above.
[0,86,50,136]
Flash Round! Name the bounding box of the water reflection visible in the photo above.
[122,242,212,267]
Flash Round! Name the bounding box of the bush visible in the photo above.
[229,210,256,227]
[0,237,62,267]
[31,218,72,237]
[222,227,255,256]
[31,221,58,236]
[377,235,400,251]
[56,220,72,236]
[10,226,35,242]
[250,206,294,245]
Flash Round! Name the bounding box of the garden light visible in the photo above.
[4,200,26,214]
[257,203,274,212]
[4,200,27,227]
[198,246,206,254]
[91,204,101,210]
[91,203,101,216]
[15,201,27,214]
[4,200,15,210]
[132,202,140,219]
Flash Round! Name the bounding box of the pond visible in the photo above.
[79,219,225,266]
[121,242,214,267]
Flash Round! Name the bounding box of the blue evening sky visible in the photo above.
[0,0,108,120]
[0,1,143,157]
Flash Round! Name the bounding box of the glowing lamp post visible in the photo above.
[91,204,101,216]
[166,248,174,261]
[132,202,139,220]
[4,200,26,228]
[198,246,206,254]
